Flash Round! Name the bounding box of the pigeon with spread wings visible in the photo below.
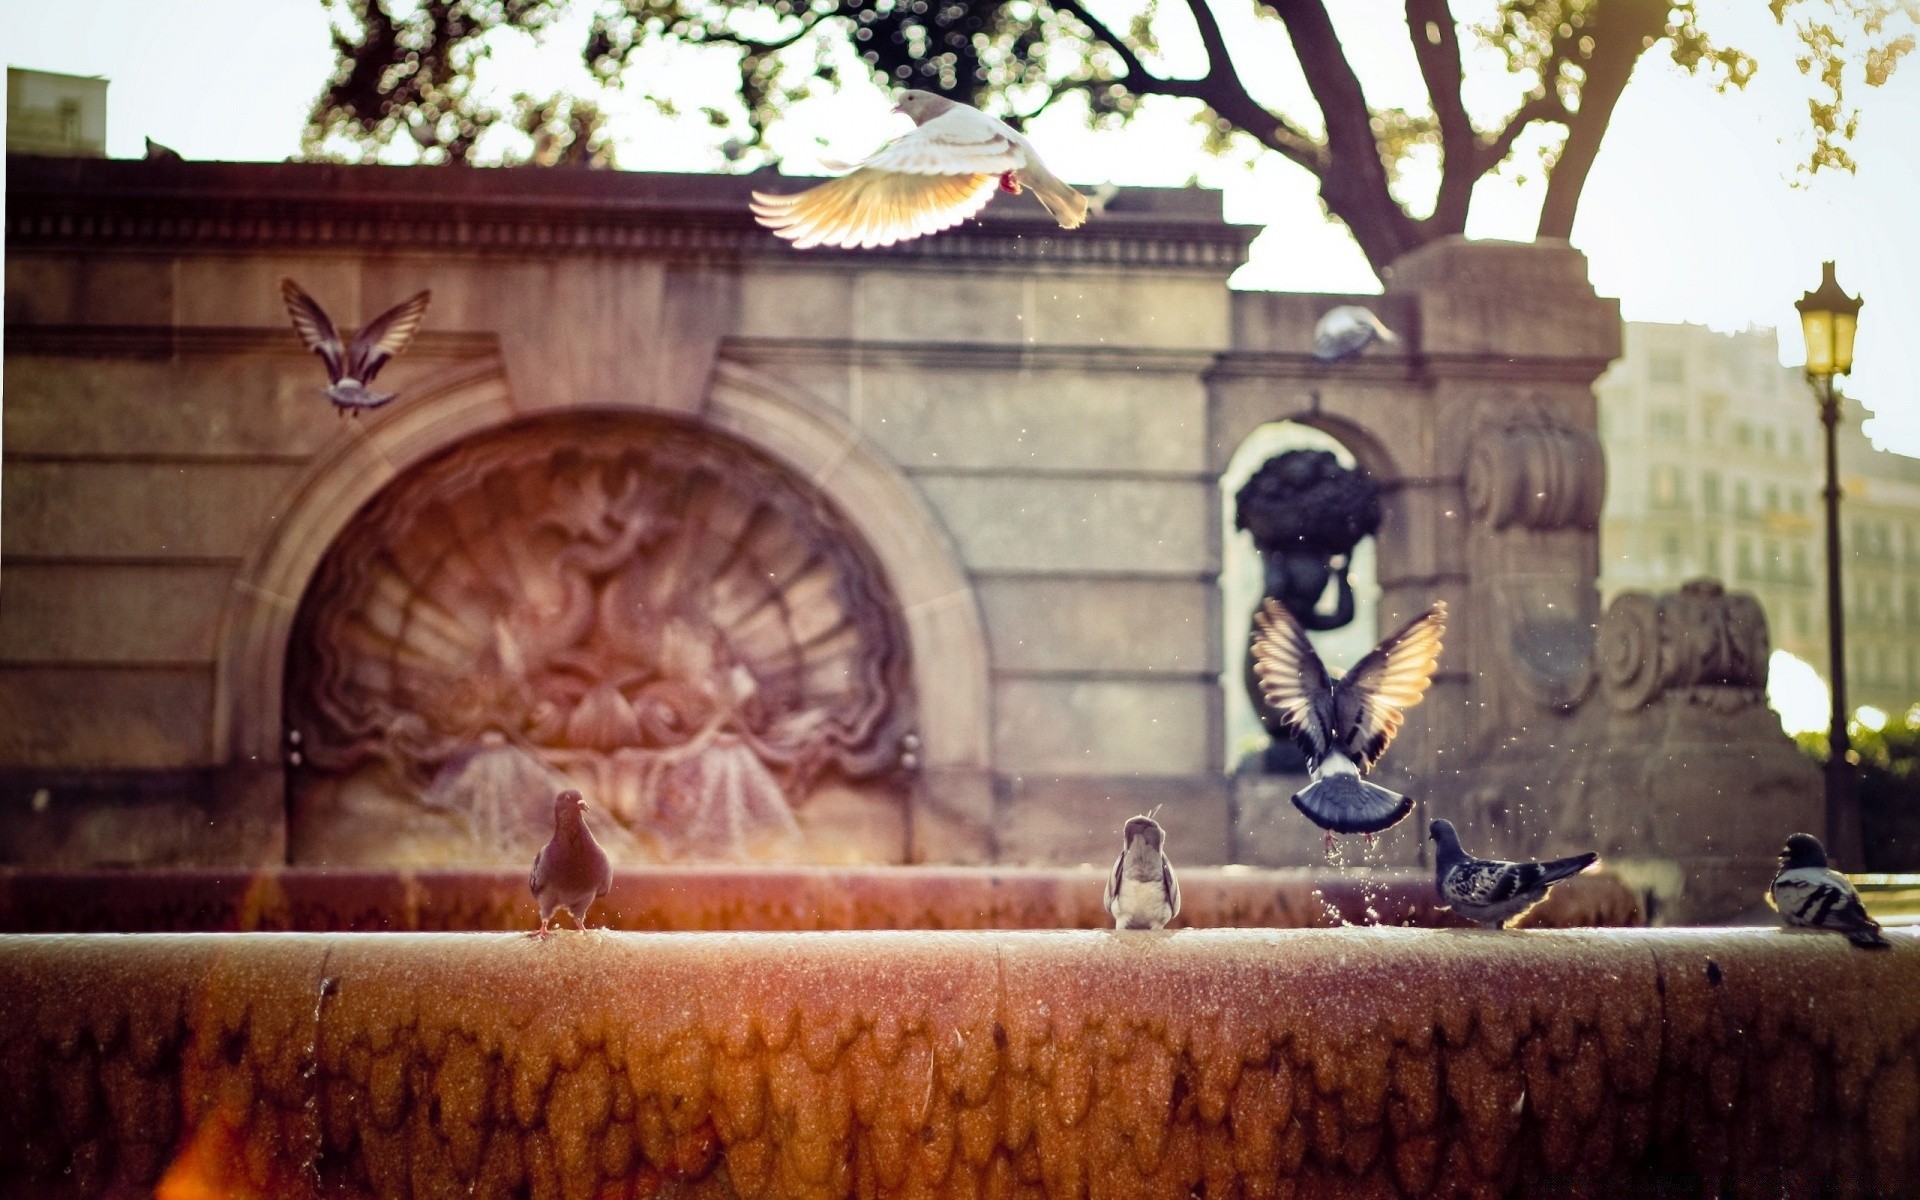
[280,278,431,415]
[1251,598,1447,839]
[750,90,1087,250]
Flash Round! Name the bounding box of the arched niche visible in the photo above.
[1220,420,1395,770]
[213,357,991,863]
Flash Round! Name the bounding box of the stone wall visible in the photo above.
[2,158,1822,910]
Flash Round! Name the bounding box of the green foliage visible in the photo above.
[1797,704,1920,871]
[302,1,1917,270]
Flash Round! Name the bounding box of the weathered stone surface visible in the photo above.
[0,866,1639,933]
[0,928,1910,1200]
[914,476,1214,575]
[0,765,284,867]
[995,774,1234,867]
[0,667,213,769]
[0,564,233,664]
[2,462,299,560]
[847,363,1208,474]
[992,680,1214,777]
[976,578,1212,674]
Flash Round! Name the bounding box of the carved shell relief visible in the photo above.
[285,413,915,864]
[1465,404,1605,532]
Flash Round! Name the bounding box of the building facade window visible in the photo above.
[1650,408,1686,439]
[1650,351,1685,383]
[1701,471,1721,514]
[1650,465,1686,509]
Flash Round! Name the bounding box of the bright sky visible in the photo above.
[5,0,1917,455]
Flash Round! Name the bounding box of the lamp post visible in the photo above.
[1795,261,1863,863]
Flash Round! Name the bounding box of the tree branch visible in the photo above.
[1536,0,1667,239]
[1263,0,1419,269]
[1405,0,1475,233]
[1047,0,1323,172]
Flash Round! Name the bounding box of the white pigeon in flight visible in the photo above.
[750,90,1088,250]
[1251,598,1447,840]
[1313,305,1400,362]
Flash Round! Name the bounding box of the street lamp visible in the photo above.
[1795,261,1863,862]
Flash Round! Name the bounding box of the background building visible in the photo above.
[6,68,107,158]
[1597,321,1920,717]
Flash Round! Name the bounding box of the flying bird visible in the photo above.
[1103,809,1181,930]
[1769,832,1889,949]
[1429,819,1598,928]
[1313,305,1400,363]
[529,789,614,937]
[750,90,1088,250]
[1251,598,1447,840]
[280,278,431,415]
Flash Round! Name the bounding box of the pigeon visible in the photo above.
[529,789,614,937]
[1313,305,1400,362]
[280,278,431,415]
[1251,598,1447,839]
[750,90,1087,250]
[1103,808,1180,930]
[1429,819,1598,928]
[1768,832,1889,949]
[144,136,182,161]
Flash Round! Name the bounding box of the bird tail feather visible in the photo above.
[1538,852,1598,886]
[1847,923,1892,949]
[1019,165,1089,230]
[1290,775,1413,835]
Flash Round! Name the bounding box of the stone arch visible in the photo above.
[213,356,992,796]
[1219,418,1396,770]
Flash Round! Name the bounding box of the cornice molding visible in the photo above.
[6,157,1256,271]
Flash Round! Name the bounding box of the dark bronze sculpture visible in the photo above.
[1235,449,1382,772]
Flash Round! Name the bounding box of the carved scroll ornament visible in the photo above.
[1466,409,1605,532]
[285,414,915,861]
[1596,579,1770,712]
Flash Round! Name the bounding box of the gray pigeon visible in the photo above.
[1429,818,1596,928]
[529,790,614,937]
[144,136,182,161]
[1251,599,1446,840]
[1313,305,1399,362]
[1769,832,1888,948]
[1103,809,1180,930]
[280,278,431,415]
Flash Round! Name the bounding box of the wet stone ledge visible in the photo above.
[0,929,1915,1199]
[0,866,1639,934]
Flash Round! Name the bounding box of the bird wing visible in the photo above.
[1332,603,1447,771]
[281,278,345,381]
[529,843,551,896]
[1103,852,1123,918]
[1450,859,1535,907]
[750,108,1030,250]
[346,290,432,383]
[1777,867,1877,933]
[1250,598,1334,759]
[1162,858,1181,923]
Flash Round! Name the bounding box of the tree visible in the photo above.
[305,0,1917,277]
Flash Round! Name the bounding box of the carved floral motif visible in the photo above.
[285,414,915,861]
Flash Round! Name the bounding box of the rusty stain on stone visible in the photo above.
[0,928,1915,1198]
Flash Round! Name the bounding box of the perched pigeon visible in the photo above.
[529,790,614,937]
[1769,832,1889,949]
[1103,809,1180,930]
[144,136,182,161]
[1251,598,1447,838]
[1313,305,1400,362]
[1429,819,1597,928]
[751,90,1087,250]
[280,278,431,415]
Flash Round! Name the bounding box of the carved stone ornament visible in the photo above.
[1596,579,1771,713]
[1465,407,1605,532]
[1489,580,1598,712]
[285,413,915,863]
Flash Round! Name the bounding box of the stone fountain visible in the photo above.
[2,157,1911,1198]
